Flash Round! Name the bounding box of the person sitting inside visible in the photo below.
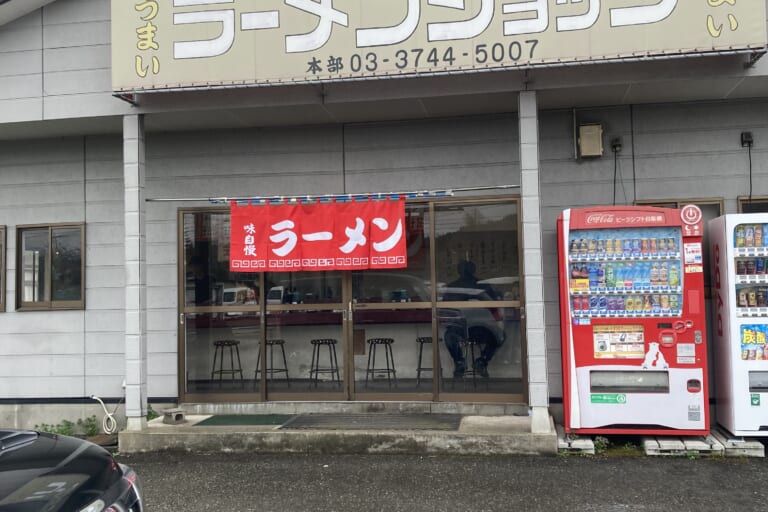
[442,260,502,378]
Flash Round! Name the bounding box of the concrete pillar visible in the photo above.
[519,91,550,434]
[123,114,148,431]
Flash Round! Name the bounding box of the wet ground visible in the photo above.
[118,450,767,511]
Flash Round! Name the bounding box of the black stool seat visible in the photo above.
[365,338,397,388]
[255,339,290,388]
[309,338,341,388]
[211,339,244,386]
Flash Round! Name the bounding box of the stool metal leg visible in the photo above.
[416,340,425,386]
[329,343,340,386]
[365,342,375,387]
[309,343,318,388]
[234,343,244,387]
[211,346,219,381]
[386,342,397,388]
[280,343,290,387]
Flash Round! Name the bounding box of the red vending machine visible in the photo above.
[558,205,709,435]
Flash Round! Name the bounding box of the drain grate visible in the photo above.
[279,414,462,431]
[195,414,294,426]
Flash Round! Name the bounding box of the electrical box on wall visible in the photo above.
[578,124,604,158]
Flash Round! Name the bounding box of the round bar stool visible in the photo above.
[365,338,397,388]
[415,336,439,386]
[254,339,290,388]
[309,338,341,388]
[459,338,489,390]
[210,339,244,387]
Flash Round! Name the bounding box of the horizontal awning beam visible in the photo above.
[146,184,520,204]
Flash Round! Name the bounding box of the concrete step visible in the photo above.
[118,413,558,456]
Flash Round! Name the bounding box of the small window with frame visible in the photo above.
[738,196,768,214]
[16,224,85,310]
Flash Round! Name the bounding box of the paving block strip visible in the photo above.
[642,436,725,457]
[710,427,766,458]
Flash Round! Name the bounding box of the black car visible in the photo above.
[0,429,142,512]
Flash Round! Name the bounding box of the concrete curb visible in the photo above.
[118,415,558,456]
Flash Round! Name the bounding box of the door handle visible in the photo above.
[179,313,184,325]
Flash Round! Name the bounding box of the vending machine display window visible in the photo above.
[567,227,683,319]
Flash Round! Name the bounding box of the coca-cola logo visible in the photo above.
[586,214,615,224]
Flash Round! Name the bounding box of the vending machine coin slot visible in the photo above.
[659,330,676,348]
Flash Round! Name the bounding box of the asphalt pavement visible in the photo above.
[117,450,768,511]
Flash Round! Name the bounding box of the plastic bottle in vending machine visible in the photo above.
[572,296,582,312]
[733,224,745,248]
[746,225,755,247]
[605,263,615,288]
[639,262,651,288]
[649,263,660,286]
[668,264,680,287]
[735,225,746,247]
[755,225,763,247]
[659,262,669,286]
[597,264,606,288]
[614,262,624,287]
[588,264,599,289]
[763,224,768,247]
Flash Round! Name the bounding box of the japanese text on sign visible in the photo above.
[230,198,407,272]
[112,0,767,91]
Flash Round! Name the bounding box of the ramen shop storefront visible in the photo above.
[179,197,524,403]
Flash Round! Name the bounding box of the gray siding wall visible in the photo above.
[540,100,768,398]
[0,135,125,398]
[1,101,767,402]
[0,0,127,124]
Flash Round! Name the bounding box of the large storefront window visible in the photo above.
[179,199,523,401]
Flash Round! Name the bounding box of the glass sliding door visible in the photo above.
[263,271,346,399]
[180,210,262,400]
[434,200,524,399]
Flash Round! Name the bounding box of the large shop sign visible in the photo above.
[112,1,766,92]
[229,198,407,272]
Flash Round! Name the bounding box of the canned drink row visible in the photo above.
[569,236,678,257]
[735,257,768,275]
[736,287,768,308]
[734,224,768,248]
[572,294,681,314]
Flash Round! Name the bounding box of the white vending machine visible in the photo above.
[710,214,768,436]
